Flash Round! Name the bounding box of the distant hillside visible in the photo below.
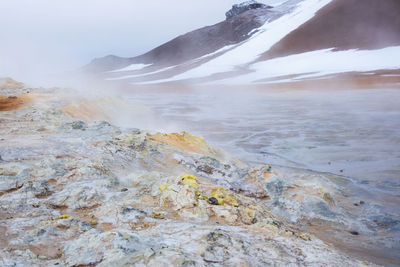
[83,1,274,73]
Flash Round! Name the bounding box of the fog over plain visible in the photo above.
[0,0,283,83]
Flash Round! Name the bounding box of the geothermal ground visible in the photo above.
[1,78,399,266]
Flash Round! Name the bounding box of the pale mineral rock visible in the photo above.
[0,82,382,266]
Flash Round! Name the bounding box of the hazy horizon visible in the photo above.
[0,0,284,82]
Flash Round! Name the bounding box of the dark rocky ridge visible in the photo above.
[83,3,276,73]
[225,1,272,20]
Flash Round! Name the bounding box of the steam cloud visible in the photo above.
[0,0,282,85]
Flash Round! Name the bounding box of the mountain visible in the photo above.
[83,1,274,73]
[83,0,400,86]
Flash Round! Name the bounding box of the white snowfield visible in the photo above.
[221,46,400,84]
[106,65,177,81]
[109,63,152,73]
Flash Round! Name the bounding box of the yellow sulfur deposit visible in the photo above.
[211,187,227,205]
[147,131,214,154]
[159,184,170,192]
[181,174,198,188]
[225,193,239,207]
[89,220,98,226]
[297,234,311,241]
[52,215,70,220]
[195,190,202,200]
[152,211,165,219]
[211,187,239,207]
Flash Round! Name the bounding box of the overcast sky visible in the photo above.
[0,0,283,81]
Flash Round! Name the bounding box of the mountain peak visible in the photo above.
[226,1,272,20]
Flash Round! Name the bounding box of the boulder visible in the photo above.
[226,0,271,20]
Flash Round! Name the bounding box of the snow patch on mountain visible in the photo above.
[225,46,400,84]
[106,65,177,81]
[109,63,152,73]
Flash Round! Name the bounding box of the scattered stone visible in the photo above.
[349,231,359,236]
[71,120,86,130]
[203,246,225,263]
[208,197,219,205]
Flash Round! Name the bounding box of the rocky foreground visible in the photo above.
[0,79,385,266]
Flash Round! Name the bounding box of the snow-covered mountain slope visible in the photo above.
[85,0,400,86]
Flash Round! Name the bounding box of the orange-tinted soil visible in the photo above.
[0,94,33,111]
